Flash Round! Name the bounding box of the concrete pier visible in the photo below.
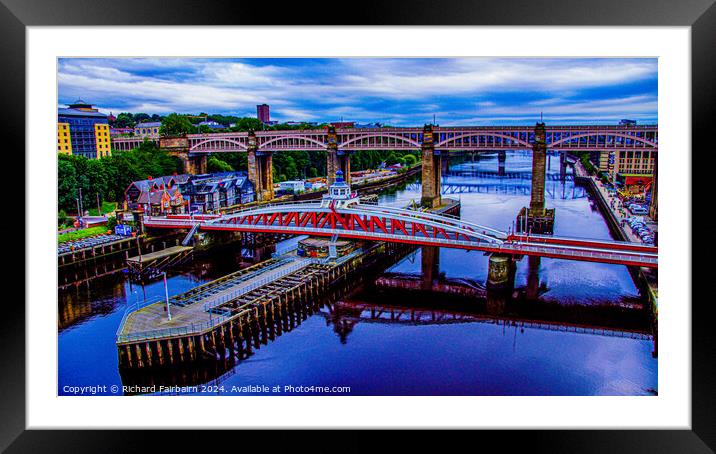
[487,253,515,291]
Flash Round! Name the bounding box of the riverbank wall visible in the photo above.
[57,234,181,274]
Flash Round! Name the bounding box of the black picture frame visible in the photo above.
[3,0,712,451]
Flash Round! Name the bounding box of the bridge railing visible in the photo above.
[203,259,311,312]
[201,223,658,265]
[115,295,169,339]
[116,312,233,344]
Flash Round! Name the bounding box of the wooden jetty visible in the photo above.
[116,242,407,369]
[126,245,193,279]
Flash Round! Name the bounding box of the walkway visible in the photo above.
[127,245,193,263]
[118,257,311,343]
[576,159,656,244]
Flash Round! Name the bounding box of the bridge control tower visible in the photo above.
[321,170,360,209]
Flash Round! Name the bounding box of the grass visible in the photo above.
[57,226,110,244]
[88,201,117,216]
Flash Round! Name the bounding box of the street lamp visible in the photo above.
[163,271,172,321]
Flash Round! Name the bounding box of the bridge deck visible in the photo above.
[118,256,310,342]
[142,203,657,268]
[127,245,193,264]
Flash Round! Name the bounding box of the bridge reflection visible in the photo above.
[322,247,651,344]
[320,289,653,346]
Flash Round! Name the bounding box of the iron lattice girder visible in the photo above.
[109,125,658,153]
[142,202,658,268]
[212,204,504,244]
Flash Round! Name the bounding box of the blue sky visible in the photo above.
[58,58,657,126]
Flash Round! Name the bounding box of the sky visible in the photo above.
[57,57,657,126]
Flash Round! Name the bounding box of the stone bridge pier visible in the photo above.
[326,126,351,186]
[160,136,207,175]
[421,124,442,208]
[516,122,555,234]
[247,131,274,202]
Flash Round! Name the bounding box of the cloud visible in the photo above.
[57,57,657,125]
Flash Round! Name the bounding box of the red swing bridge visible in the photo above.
[143,200,658,269]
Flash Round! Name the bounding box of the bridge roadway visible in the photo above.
[112,124,658,153]
[143,201,658,268]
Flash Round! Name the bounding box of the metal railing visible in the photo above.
[272,235,308,257]
[117,311,233,344]
[203,259,310,312]
[115,295,166,339]
[196,224,658,266]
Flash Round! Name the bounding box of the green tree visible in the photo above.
[403,154,418,166]
[222,152,248,172]
[229,117,264,132]
[113,112,135,128]
[207,156,234,173]
[160,113,194,136]
[58,209,68,227]
[58,156,79,212]
[134,113,151,123]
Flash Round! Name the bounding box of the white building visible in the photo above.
[279,180,305,194]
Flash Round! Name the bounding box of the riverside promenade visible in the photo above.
[574,159,658,320]
[574,160,655,244]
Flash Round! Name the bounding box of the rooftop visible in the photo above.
[58,107,108,118]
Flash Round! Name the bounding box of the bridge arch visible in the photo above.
[436,132,531,148]
[190,138,248,151]
[338,133,421,149]
[259,136,328,150]
[210,203,507,244]
[549,132,658,148]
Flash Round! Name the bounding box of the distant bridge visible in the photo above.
[405,181,587,199]
[444,170,574,181]
[113,124,658,154]
[143,201,658,268]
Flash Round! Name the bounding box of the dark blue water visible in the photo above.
[58,151,657,396]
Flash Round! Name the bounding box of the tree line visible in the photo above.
[58,140,182,213]
[207,149,419,182]
[59,142,419,214]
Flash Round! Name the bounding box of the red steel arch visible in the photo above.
[143,202,658,268]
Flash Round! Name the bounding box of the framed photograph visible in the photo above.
[6,0,712,450]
